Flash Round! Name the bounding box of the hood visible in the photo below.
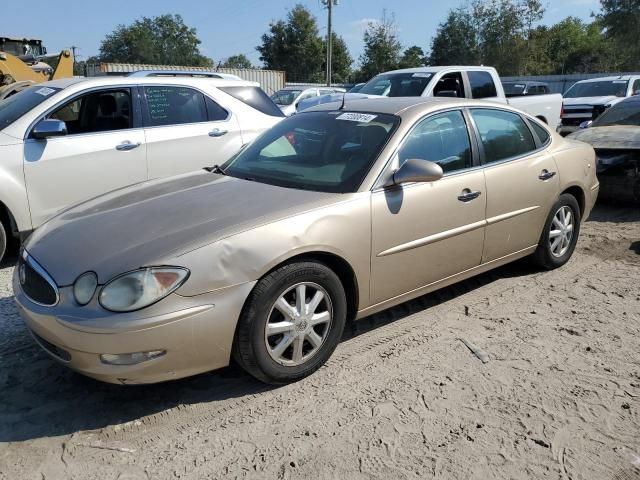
[25,172,339,285]
[567,125,640,150]
[0,131,22,146]
[562,96,620,107]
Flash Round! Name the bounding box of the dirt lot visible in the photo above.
[0,204,638,480]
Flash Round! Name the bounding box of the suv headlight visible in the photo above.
[99,267,189,312]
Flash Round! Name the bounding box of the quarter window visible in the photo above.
[48,89,132,135]
[530,121,550,145]
[398,111,473,174]
[633,79,640,94]
[468,71,498,99]
[471,109,536,164]
[144,86,207,127]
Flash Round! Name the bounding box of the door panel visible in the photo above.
[24,129,147,227]
[370,170,486,304]
[144,118,242,179]
[482,151,559,262]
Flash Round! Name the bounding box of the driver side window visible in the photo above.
[398,111,473,174]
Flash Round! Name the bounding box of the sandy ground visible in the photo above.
[0,204,638,480]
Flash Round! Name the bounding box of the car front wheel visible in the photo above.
[233,261,347,384]
[532,193,581,269]
[0,221,6,264]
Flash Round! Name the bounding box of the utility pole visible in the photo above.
[322,0,338,86]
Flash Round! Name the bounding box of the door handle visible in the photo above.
[538,169,557,180]
[209,128,228,137]
[116,142,141,151]
[458,189,482,202]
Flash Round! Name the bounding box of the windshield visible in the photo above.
[222,111,399,193]
[502,83,526,96]
[564,80,629,98]
[359,72,433,97]
[349,83,364,93]
[271,90,302,106]
[592,100,640,127]
[0,85,62,130]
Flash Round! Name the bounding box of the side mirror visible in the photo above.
[31,119,67,139]
[579,120,593,129]
[392,159,444,185]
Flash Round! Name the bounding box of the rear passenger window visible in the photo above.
[468,71,498,99]
[471,109,536,164]
[144,86,207,127]
[219,86,284,117]
[530,121,550,144]
[398,110,472,174]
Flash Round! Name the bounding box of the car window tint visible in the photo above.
[398,111,472,174]
[144,86,207,127]
[530,121,550,144]
[49,89,132,135]
[205,96,228,121]
[471,109,536,164]
[633,79,640,94]
[0,86,63,130]
[220,86,284,117]
[468,71,498,98]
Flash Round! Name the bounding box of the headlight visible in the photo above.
[99,267,189,312]
[74,272,98,305]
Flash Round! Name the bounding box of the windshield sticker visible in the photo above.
[35,87,55,97]
[336,112,377,123]
[412,73,431,78]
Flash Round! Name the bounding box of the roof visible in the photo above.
[41,75,258,90]
[576,75,640,83]
[381,65,498,75]
[303,96,507,116]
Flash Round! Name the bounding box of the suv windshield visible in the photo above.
[564,80,628,98]
[359,72,433,97]
[271,90,302,106]
[0,85,62,130]
[222,111,399,193]
[592,99,640,127]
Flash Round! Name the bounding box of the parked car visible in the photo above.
[15,97,598,385]
[568,95,640,203]
[502,81,551,97]
[0,75,284,262]
[558,75,640,136]
[270,86,346,116]
[295,66,563,128]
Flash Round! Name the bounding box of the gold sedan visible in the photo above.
[14,97,599,384]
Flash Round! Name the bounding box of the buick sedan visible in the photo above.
[14,97,599,384]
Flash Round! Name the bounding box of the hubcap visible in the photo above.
[549,205,574,258]
[265,282,333,366]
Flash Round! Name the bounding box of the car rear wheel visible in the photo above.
[233,261,347,384]
[0,221,6,264]
[532,193,581,269]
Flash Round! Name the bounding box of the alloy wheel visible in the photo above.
[549,205,574,257]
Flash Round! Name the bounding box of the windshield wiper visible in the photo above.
[204,164,226,175]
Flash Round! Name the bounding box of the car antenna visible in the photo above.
[339,92,346,110]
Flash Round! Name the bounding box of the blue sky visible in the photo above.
[4,0,601,66]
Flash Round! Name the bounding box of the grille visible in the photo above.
[31,331,71,362]
[19,254,59,306]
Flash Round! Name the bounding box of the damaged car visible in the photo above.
[568,95,640,203]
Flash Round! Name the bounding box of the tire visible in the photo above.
[233,261,347,384]
[532,193,581,270]
[0,220,6,265]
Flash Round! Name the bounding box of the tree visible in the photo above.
[222,54,252,69]
[322,33,353,83]
[428,8,480,66]
[98,14,212,67]
[358,12,402,80]
[398,46,426,69]
[257,4,324,82]
[598,0,640,70]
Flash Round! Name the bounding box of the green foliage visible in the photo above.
[257,4,352,82]
[428,8,480,66]
[98,14,212,67]
[222,54,253,69]
[358,12,402,80]
[598,0,640,70]
[399,46,426,69]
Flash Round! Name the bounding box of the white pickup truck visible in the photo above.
[558,75,640,136]
[299,66,562,128]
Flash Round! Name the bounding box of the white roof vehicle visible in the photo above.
[559,75,640,135]
[271,86,346,116]
[297,66,562,129]
[0,75,284,261]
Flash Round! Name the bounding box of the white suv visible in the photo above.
[0,73,284,261]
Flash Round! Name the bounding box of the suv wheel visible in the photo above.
[233,261,347,384]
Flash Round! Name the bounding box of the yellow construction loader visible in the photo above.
[0,37,74,100]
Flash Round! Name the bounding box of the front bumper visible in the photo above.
[13,270,255,384]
